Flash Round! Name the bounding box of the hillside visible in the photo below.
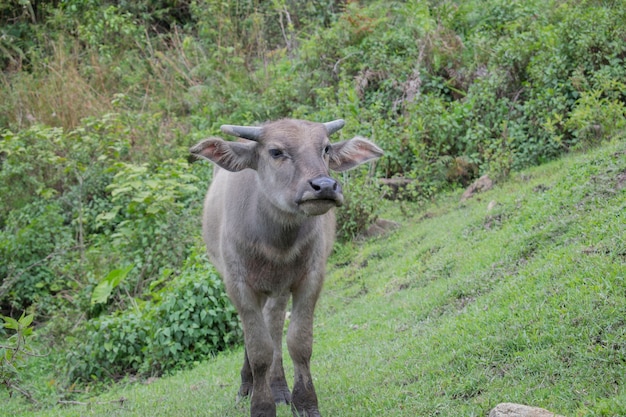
[7,137,625,416]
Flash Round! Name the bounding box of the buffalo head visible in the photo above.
[191,118,383,217]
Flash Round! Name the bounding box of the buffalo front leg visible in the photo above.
[229,285,276,417]
[239,293,291,406]
[263,294,292,405]
[287,280,322,417]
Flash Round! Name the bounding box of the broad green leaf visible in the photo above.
[107,265,134,288]
[91,265,134,304]
[2,316,19,330]
[19,313,34,328]
[91,281,114,305]
[95,206,121,227]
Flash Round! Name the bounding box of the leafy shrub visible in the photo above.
[66,309,149,381]
[0,117,133,314]
[0,116,130,222]
[67,249,241,382]
[0,200,74,313]
[0,126,68,219]
[565,82,626,147]
[336,170,385,241]
[0,313,37,402]
[93,160,203,302]
[146,250,241,374]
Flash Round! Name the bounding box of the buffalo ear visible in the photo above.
[190,137,258,172]
[329,136,383,172]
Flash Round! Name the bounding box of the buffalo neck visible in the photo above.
[254,192,321,252]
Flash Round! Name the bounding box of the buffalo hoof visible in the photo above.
[252,400,276,417]
[291,404,321,417]
[237,382,253,402]
[271,380,292,405]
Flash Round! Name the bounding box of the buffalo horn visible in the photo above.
[324,119,346,135]
[220,125,263,141]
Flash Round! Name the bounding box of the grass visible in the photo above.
[5,138,626,416]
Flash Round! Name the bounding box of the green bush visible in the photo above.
[146,250,241,374]
[66,309,149,381]
[93,159,204,303]
[0,126,69,220]
[0,200,74,313]
[336,170,385,241]
[66,249,241,382]
[0,115,155,315]
[565,81,626,147]
[0,312,37,402]
[0,116,131,223]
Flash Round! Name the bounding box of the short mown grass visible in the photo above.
[7,139,626,416]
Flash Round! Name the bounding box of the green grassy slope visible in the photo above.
[9,140,626,416]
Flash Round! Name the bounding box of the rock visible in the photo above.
[489,403,566,417]
[461,175,494,201]
[361,218,400,238]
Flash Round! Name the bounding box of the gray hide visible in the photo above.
[190,118,383,417]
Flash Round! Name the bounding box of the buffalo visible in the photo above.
[190,118,383,417]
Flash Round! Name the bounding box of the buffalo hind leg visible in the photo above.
[238,348,253,401]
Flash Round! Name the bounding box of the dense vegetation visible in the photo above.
[1,0,625,410]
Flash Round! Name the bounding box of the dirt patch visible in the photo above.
[616,169,626,190]
[461,175,494,201]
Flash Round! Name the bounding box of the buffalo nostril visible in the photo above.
[310,177,338,192]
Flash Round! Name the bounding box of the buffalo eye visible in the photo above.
[323,144,331,156]
[269,148,284,159]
